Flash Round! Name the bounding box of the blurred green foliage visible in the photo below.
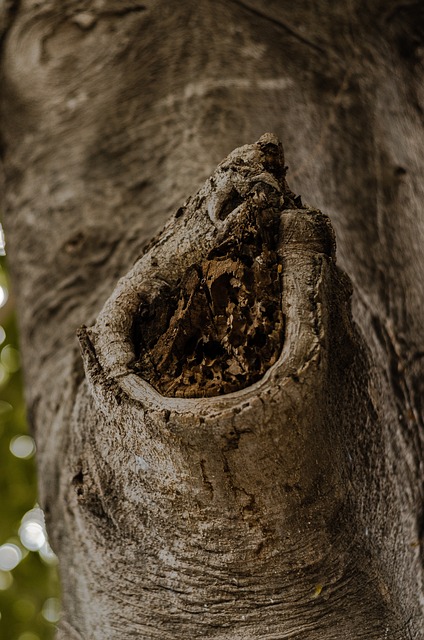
[0,252,60,640]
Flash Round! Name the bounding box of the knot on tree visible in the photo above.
[133,135,303,397]
[87,134,336,402]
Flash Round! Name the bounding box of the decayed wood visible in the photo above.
[1,1,424,638]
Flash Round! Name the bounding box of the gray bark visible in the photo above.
[1,1,423,638]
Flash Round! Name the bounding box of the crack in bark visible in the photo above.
[200,459,214,498]
[230,0,337,61]
[0,0,20,46]
[94,4,147,18]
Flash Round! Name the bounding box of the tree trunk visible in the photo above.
[1,1,423,638]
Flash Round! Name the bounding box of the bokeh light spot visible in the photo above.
[0,325,5,345]
[39,542,58,566]
[0,400,12,415]
[0,363,9,386]
[42,597,61,623]
[19,508,47,552]
[0,570,13,590]
[1,344,20,372]
[13,599,36,622]
[19,522,46,552]
[10,435,36,459]
[0,543,22,571]
[0,224,5,256]
[17,633,40,640]
[0,286,8,308]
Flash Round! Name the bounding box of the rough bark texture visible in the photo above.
[1,1,424,638]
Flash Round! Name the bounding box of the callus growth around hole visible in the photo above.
[90,134,323,399]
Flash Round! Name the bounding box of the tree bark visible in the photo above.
[1,1,423,638]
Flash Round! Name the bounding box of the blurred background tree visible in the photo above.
[0,224,60,640]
